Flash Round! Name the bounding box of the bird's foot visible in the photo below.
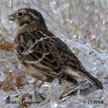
[33,89,50,106]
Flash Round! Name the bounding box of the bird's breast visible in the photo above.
[22,63,54,82]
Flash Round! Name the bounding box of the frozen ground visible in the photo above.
[0,0,108,108]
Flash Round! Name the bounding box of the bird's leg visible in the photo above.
[39,81,44,88]
[33,81,46,104]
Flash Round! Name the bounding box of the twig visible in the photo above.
[0,41,13,51]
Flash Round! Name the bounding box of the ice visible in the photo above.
[49,79,60,108]
[0,0,108,108]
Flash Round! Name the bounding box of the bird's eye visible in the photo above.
[18,12,24,17]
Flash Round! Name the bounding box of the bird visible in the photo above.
[8,8,103,90]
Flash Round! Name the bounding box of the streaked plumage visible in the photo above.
[9,8,103,89]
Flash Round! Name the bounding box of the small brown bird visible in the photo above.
[9,8,103,89]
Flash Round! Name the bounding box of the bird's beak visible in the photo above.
[8,13,16,21]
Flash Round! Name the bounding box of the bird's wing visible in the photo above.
[14,30,87,80]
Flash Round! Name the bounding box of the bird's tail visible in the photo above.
[80,70,103,89]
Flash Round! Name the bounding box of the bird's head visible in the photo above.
[9,8,46,27]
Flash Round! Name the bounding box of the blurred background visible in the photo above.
[0,0,108,108]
